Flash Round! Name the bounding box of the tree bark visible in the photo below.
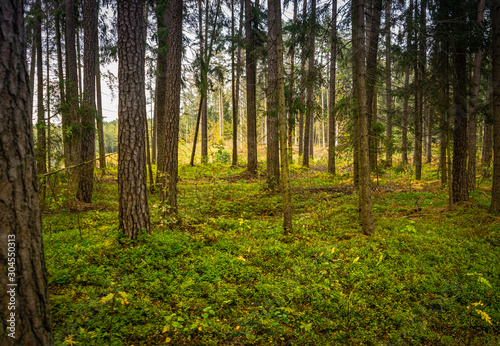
[96,44,106,169]
[246,0,258,173]
[353,0,374,235]
[385,0,392,167]
[269,0,292,231]
[0,1,53,342]
[231,0,238,166]
[298,0,307,158]
[35,0,46,177]
[328,0,336,175]
[439,47,449,186]
[155,4,168,181]
[46,18,51,172]
[482,90,493,175]
[76,0,97,203]
[65,0,80,166]
[266,0,280,188]
[452,2,469,203]
[414,0,426,180]
[491,0,500,212]
[467,0,486,191]
[302,0,316,167]
[161,0,182,213]
[117,0,151,240]
[401,67,409,165]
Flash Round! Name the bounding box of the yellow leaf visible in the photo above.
[165,337,171,343]
[236,325,240,330]
[353,257,360,264]
[331,247,336,254]
[320,252,324,257]
[247,246,251,252]
[237,256,246,262]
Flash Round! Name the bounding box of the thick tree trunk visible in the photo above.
[161,0,182,213]
[385,0,392,167]
[0,1,53,342]
[482,112,493,175]
[155,6,168,180]
[231,0,238,166]
[117,0,151,240]
[439,48,449,186]
[452,19,469,203]
[76,0,97,203]
[491,0,500,212]
[414,0,426,180]
[65,0,80,166]
[353,0,374,235]
[302,0,316,167]
[246,0,257,173]
[55,10,68,165]
[266,0,280,188]
[468,0,485,191]
[327,0,336,175]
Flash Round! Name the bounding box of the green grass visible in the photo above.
[43,160,500,345]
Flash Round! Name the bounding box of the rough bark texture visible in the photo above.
[200,0,209,163]
[482,110,493,174]
[439,48,449,186]
[117,0,151,240]
[155,5,168,181]
[96,48,106,169]
[76,0,97,203]
[491,0,500,212]
[35,0,46,176]
[0,1,53,343]
[365,0,382,170]
[452,6,469,203]
[161,0,182,212]
[353,0,374,235]
[298,0,307,158]
[414,0,425,180]
[302,0,316,167]
[266,0,279,187]
[269,0,292,230]
[327,0,337,175]
[65,0,80,167]
[245,0,257,173]
[55,10,68,165]
[467,0,485,191]
[401,66,409,165]
[385,0,392,167]
[231,0,238,166]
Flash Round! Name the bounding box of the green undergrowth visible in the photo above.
[44,161,500,345]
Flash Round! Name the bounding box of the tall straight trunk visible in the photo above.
[29,30,36,120]
[401,0,411,166]
[452,6,469,203]
[246,0,258,173]
[302,0,316,167]
[385,0,392,166]
[200,0,209,163]
[414,0,426,180]
[0,1,53,342]
[266,0,280,187]
[298,0,307,158]
[55,10,68,164]
[76,0,97,203]
[353,0,374,235]
[426,104,432,163]
[270,0,292,230]
[287,0,297,164]
[365,0,382,170]
[160,0,182,212]
[65,0,80,166]
[482,90,493,174]
[117,0,151,240]
[46,19,51,172]
[231,0,238,165]
[155,4,168,180]
[35,0,46,176]
[152,79,157,164]
[76,27,83,95]
[96,46,106,169]
[328,0,336,175]
[233,0,243,165]
[491,0,500,212]
[439,47,448,185]
[468,0,486,191]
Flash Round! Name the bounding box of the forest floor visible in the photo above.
[43,153,500,345]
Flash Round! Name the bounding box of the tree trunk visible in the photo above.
[117,0,151,240]
[46,18,51,172]
[439,47,449,186]
[76,0,97,203]
[96,46,106,169]
[246,0,257,173]
[482,90,493,175]
[35,0,46,177]
[491,0,500,212]
[231,0,238,166]
[452,5,469,203]
[414,0,425,180]
[76,27,83,96]
[55,9,68,165]
[266,0,280,188]
[270,0,292,231]
[65,0,80,166]
[426,104,432,164]
[155,5,168,181]
[353,0,374,235]
[0,1,53,342]
[328,0,336,175]
[161,0,182,213]
[302,0,316,167]
[298,0,307,158]
[467,0,485,191]
[29,31,36,121]
[385,0,392,167]
[366,0,382,171]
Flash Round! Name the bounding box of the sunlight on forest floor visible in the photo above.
[43,152,500,345]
